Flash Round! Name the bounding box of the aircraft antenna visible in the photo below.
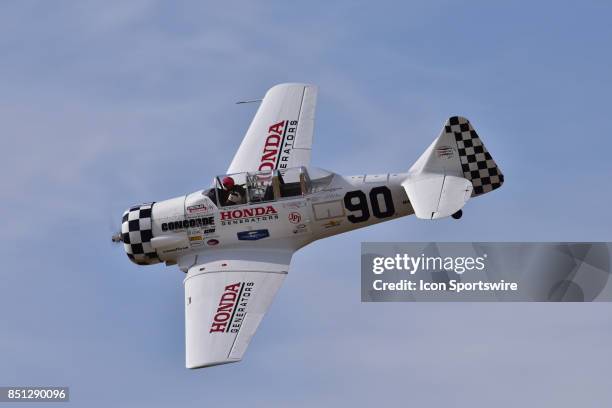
[235,99,262,105]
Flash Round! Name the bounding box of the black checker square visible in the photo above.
[128,219,141,232]
[442,116,504,197]
[121,202,160,265]
[140,229,153,242]
[131,243,144,255]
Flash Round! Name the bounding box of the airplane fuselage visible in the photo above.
[120,168,415,271]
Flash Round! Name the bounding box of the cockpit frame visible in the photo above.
[203,166,334,208]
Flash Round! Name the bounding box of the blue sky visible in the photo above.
[1,1,611,407]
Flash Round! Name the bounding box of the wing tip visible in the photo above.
[186,358,241,370]
[267,82,317,94]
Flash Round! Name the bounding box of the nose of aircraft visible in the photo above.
[119,203,161,265]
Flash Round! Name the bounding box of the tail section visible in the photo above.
[449,116,504,196]
[402,116,504,219]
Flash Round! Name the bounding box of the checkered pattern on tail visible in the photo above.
[121,203,160,265]
[446,116,504,196]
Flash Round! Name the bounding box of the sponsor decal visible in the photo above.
[323,219,342,228]
[237,229,270,241]
[209,282,255,333]
[187,203,214,214]
[206,239,219,246]
[258,120,298,171]
[288,212,302,224]
[189,235,203,242]
[220,205,278,225]
[162,216,214,232]
[282,201,307,209]
[292,223,308,234]
[320,193,342,200]
[436,146,455,159]
[161,245,189,254]
[320,187,342,193]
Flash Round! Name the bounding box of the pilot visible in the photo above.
[222,176,246,205]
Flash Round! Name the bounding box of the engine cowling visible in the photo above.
[121,202,161,265]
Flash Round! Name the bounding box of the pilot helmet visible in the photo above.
[222,176,235,189]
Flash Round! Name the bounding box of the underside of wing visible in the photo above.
[183,251,292,368]
[227,83,318,174]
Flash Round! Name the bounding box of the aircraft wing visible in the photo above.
[227,83,318,174]
[183,250,292,368]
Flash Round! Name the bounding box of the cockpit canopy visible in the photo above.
[204,166,334,207]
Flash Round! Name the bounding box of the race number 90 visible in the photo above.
[344,186,395,223]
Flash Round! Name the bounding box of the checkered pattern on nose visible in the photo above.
[445,116,504,196]
[121,203,160,265]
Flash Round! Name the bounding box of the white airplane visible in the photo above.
[113,83,504,368]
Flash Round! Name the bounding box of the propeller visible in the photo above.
[106,200,124,245]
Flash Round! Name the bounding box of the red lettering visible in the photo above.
[220,206,277,220]
[265,134,281,147]
[261,148,277,162]
[258,122,285,170]
[209,282,254,334]
[214,311,231,323]
[220,292,237,303]
[268,121,285,135]
[225,283,241,292]
[209,322,226,333]
[216,302,233,313]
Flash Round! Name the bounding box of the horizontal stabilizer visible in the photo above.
[403,174,472,219]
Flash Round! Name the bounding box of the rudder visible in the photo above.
[446,116,504,196]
